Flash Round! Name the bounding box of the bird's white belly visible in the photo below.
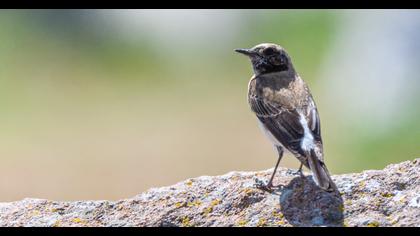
[257,119,282,147]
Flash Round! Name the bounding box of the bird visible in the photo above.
[235,43,336,192]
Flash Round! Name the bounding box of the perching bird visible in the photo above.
[235,43,336,192]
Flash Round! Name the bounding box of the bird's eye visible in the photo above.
[262,47,276,56]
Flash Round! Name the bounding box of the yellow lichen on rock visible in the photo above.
[272,211,284,219]
[387,216,398,225]
[52,220,61,227]
[276,219,286,226]
[187,200,201,207]
[256,218,267,227]
[211,199,221,206]
[237,219,248,227]
[181,216,192,227]
[174,202,185,208]
[344,199,352,206]
[30,210,40,216]
[366,221,380,227]
[202,199,221,216]
[339,204,345,212]
[343,220,350,227]
[72,218,86,224]
[381,192,394,198]
[202,206,213,216]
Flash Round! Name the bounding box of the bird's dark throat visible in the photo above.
[253,59,289,75]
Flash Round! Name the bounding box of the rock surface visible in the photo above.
[0,159,419,227]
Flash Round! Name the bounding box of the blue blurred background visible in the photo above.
[0,10,418,201]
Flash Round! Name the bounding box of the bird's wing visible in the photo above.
[306,96,322,143]
[249,95,322,158]
[305,96,324,161]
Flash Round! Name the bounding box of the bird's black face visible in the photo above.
[235,43,291,75]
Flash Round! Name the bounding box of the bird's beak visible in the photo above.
[234,48,257,57]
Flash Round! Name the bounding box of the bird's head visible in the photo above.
[235,43,293,75]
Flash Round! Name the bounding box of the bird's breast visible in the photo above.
[253,76,308,109]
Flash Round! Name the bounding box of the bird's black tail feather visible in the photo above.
[307,149,336,192]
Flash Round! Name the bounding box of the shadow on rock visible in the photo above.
[277,175,344,227]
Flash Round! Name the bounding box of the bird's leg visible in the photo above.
[255,146,284,192]
[293,163,304,176]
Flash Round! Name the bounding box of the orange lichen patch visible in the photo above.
[185,180,193,186]
[230,175,240,181]
[255,172,266,177]
[244,188,254,195]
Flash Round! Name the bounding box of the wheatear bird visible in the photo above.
[235,43,335,192]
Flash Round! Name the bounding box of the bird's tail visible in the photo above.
[307,149,336,192]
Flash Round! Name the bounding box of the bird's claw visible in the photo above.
[253,177,283,192]
[253,178,272,192]
[293,169,304,176]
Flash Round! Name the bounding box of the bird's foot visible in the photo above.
[293,169,305,176]
[253,178,283,193]
[286,169,303,176]
[288,164,304,176]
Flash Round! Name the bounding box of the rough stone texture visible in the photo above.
[0,159,419,227]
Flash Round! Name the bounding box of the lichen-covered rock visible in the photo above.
[0,159,419,227]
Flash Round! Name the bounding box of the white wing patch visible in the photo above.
[299,112,315,151]
[309,99,317,130]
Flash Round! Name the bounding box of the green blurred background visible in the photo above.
[0,10,418,201]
